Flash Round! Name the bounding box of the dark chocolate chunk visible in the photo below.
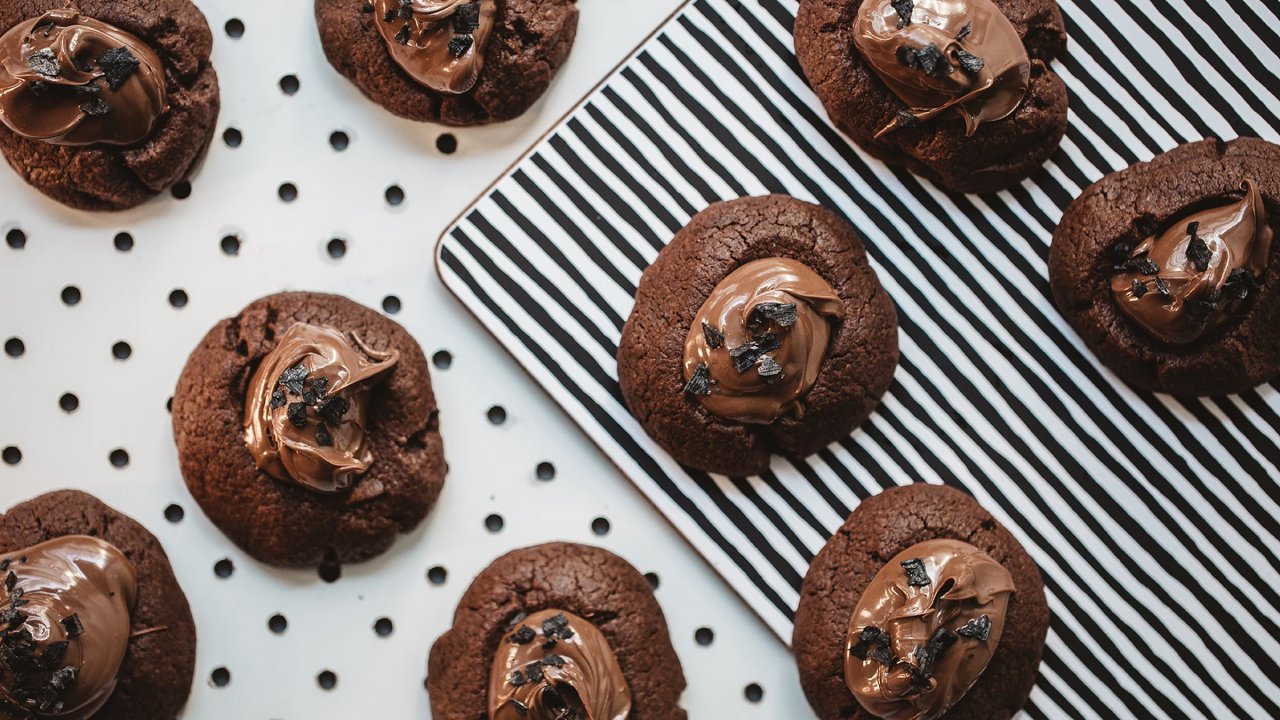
[850,625,894,665]
[750,302,798,329]
[683,363,712,397]
[1109,242,1134,263]
[1186,233,1211,273]
[383,7,397,22]
[956,614,992,641]
[308,377,329,396]
[287,402,309,429]
[509,669,526,687]
[25,49,59,78]
[508,699,530,716]
[915,43,952,77]
[5,571,14,591]
[362,3,374,12]
[448,34,474,57]
[270,390,287,409]
[897,45,920,70]
[955,49,985,73]
[542,653,565,668]
[97,47,140,91]
[541,614,571,639]
[279,364,308,395]
[542,637,558,651]
[315,425,334,447]
[0,606,24,628]
[757,355,782,379]
[701,322,724,349]
[901,558,930,586]
[890,0,913,27]
[525,663,544,683]
[1223,267,1256,301]
[728,333,781,374]
[302,389,322,407]
[1120,256,1160,276]
[60,615,83,639]
[510,625,536,645]
[1184,297,1217,325]
[395,24,411,45]
[397,4,412,20]
[955,22,972,41]
[79,94,111,117]
[1131,279,1148,298]
[41,640,68,669]
[318,396,349,426]
[453,2,481,33]
[1153,277,1172,301]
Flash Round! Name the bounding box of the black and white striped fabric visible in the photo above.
[437,1,1280,717]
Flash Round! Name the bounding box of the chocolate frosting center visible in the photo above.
[682,258,844,425]
[844,539,1015,720]
[854,0,1030,137]
[372,0,497,95]
[0,8,167,146]
[243,322,399,499]
[0,536,137,720]
[489,609,632,720]
[1111,179,1272,346]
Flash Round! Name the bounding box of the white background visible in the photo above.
[0,0,815,717]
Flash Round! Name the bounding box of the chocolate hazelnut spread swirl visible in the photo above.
[372,0,497,95]
[0,7,167,147]
[682,258,844,425]
[845,539,1015,720]
[489,609,632,720]
[854,0,1030,138]
[1111,180,1272,346]
[0,536,137,720]
[244,322,399,499]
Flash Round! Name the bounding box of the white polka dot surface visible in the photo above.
[0,0,809,717]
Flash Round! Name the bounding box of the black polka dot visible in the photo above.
[385,185,405,206]
[109,449,129,468]
[278,183,298,202]
[374,618,394,637]
[60,286,81,306]
[327,238,347,258]
[166,396,173,413]
[536,462,555,481]
[591,517,611,536]
[382,295,401,314]
[113,232,133,252]
[6,228,26,249]
[317,670,337,690]
[59,393,78,413]
[224,18,244,38]
[164,504,184,523]
[4,338,23,357]
[211,667,231,687]
[644,572,660,590]
[329,131,349,151]
[268,614,288,634]
[436,134,458,154]
[432,350,452,369]
[279,75,300,95]
[214,559,234,578]
[112,341,131,360]
[220,234,241,255]
[223,127,242,148]
[744,684,764,702]
[485,514,504,533]
[486,406,507,425]
[169,289,189,308]
[170,181,191,200]
[427,566,447,585]
[695,627,714,646]
[319,556,341,583]
[2,447,20,466]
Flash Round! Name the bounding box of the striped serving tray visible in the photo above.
[436,1,1280,718]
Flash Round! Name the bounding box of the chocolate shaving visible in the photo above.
[1184,297,1217,326]
[701,322,724,349]
[955,22,972,41]
[683,363,712,397]
[287,402,309,429]
[79,94,111,117]
[448,35,474,57]
[453,2,481,33]
[97,47,140,91]
[1130,279,1147,298]
[395,24,411,45]
[901,558,930,586]
[1223,267,1256,301]
[955,49,985,73]
[728,334,781,374]
[1153,277,1172,301]
[890,0,913,27]
[1120,256,1160,276]
[318,396,349,426]
[757,355,782,379]
[60,615,83,639]
[270,390,287,409]
[750,302,798,329]
[25,49,59,78]
[956,615,992,641]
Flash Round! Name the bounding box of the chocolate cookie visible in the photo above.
[427,543,686,720]
[315,0,578,126]
[0,0,220,211]
[793,483,1048,720]
[1049,137,1280,396]
[172,291,445,567]
[618,195,899,477]
[794,0,1068,193]
[0,490,196,720]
